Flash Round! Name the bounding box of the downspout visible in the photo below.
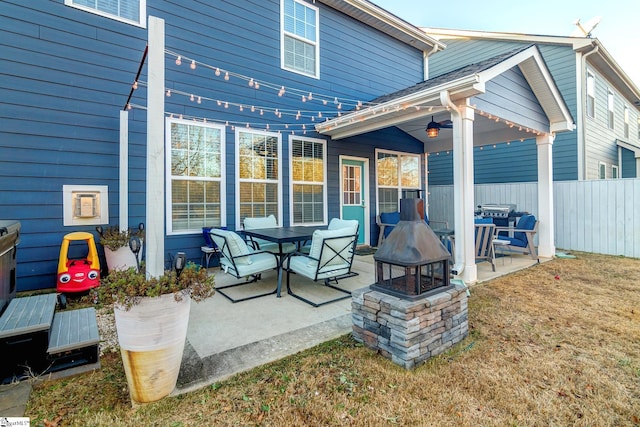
[579,43,599,180]
[423,44,440,81]
[440,91,465,275]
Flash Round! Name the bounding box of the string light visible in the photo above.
[175,56,182,66]
[190,60,196,70]
[132,81,138,90]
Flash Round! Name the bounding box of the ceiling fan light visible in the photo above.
[426,117,439,138]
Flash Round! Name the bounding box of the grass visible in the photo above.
[26,252,640,426]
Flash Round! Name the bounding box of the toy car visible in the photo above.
[57,231,100,296]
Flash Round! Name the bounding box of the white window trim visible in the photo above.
[598,161,607,179]
[165,118,226,235]
[288,135,328,226]
[375,148,422,213]
[235,128,283,228]
[280,0,320,79]
[65,0,147,28]
[612,164,619,179]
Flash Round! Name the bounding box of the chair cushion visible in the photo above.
[210,229,252,265]
[234,252,277,277]
[379,211,400,238]
[515,214,536,242]
[243,215,278,230]
[328,218,359,234]
[308,228,355,267]
[502,236,528,248]
[289,255,350,280]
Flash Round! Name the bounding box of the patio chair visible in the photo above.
[208,228,280,303]
[299,217,359,254]
[376,211,448,246]
[201,227,221,269]
[493,214,539,261]
[474,220,496,271]
[285,227,358,307]
[243,215,296,254]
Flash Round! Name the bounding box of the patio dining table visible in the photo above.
[242,226,323,297]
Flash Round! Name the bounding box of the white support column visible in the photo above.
[146,16,165,278]
[537,133,555,258]
[119,110,129,232]
[457,104,476,283]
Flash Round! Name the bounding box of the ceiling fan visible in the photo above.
[426,116,452,138]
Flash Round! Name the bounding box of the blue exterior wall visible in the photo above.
[427,39,579,184]
[0,0,425,291]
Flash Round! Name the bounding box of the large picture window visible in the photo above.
[237,129,281,225]
[281,0,319,78]
[65,0,145,27]
[376,150,421,214]
[166,119,224,234]
[290,136,326,225]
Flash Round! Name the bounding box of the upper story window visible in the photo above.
[607,90,614,130]
[586,71,595,118]
[598,162,606,179]
[166,119,225,234]
[624,106,629,139]
[290,136,327,225]
[65,0,146,27]
[281,0,320,79]
[612,165,619,179]
[376,149,421,214]
[638,116,640,140]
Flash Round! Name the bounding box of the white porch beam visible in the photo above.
[536,134,555,258]
[146,16,165,277]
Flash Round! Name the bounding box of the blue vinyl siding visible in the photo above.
[1,0,425,290]
[429,39,579,183]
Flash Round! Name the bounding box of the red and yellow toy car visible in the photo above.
[57,231,100,294]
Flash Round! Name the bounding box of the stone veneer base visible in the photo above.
[351,279,469,369]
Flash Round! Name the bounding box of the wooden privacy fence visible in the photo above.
[427,179,640,258]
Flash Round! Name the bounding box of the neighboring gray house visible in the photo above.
[420,28,640,183]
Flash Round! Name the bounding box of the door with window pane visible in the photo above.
[341,158,367,245]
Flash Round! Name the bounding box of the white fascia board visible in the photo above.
[476,46,574,133]
[422,27,592,50]
[317,0,445,52]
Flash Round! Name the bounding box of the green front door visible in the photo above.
[341,158,367,245]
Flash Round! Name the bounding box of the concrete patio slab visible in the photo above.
[173,252,541,395]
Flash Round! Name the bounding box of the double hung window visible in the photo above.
[290,137,326,225]
[376,150,421,214]
[237,130,281,225]
[166,119,225,234]
[65,0,145,26]
[281,0,319,78]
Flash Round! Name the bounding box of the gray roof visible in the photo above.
[368,45,533,105]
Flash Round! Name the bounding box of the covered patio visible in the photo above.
[316,45,574,284]
[175,251,541,394]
